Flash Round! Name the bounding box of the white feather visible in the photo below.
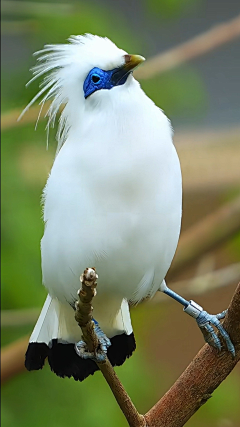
[24,34,182,343]
[19,34,127,153]
[30,295,132,343]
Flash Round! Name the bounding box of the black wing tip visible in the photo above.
[25,332,136,381]
[48,339,99,381]
[25,342,49,371]
[108,332,136,366]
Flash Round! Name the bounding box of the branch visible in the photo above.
[1,103,52,131]
[144,283,240,426]
[1,307,40,327]
[75,271,240,427]
[75,268,146,427]
[1,278,239,427]
[135,15,240,79]
[1,336,29,383]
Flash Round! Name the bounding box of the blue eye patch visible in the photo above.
[83,66,130,99]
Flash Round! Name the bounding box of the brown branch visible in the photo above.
[1,307,40,327]
[144,283,240,426]
[1,103,52,131]
[1,278,239,427]
[135,15,240,79]
[170,196,240,278]
[75,271,240,427]
[75,268,99,353]
[75,268,146,427]
[1,336,28,383]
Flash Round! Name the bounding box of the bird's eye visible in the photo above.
[91,74,101,84]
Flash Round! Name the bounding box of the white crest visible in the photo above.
[19,34,126,154]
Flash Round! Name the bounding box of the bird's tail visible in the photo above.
[25,295,136,381]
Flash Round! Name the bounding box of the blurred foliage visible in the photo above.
[140,67,207,117]
[1,350,160,427]
[1,0,207,117]
[1,123,53,310]
[1,1,239,426]
[144,0,201,18]
[1,1,141,111]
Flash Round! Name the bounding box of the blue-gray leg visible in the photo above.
[159,281,235,357]
[75,319,111,362]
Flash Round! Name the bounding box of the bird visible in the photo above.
[21,34,234,382]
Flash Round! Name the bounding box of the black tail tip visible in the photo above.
[25,342,49,371]
[25,332,136,381]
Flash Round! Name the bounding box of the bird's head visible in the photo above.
[20,34,145,152]
[82,52,144,99]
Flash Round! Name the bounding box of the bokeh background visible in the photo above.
[1,1,240,426]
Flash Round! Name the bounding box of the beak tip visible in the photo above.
[124,54,146,70]
[139,55,146,63]
[130,54,145,64]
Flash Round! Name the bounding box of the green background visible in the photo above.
[2,1,240,426]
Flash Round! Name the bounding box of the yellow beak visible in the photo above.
[123,54,145,71]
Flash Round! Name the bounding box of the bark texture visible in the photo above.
[144,283,240,427]
[75,268,146,427]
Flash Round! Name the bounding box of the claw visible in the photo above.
[196,309,235,357]
[215,322,235,356]
[75,320,111,362]
[184,301,235,357]
[199,321,222,351]
[216,310,227,320]
[162,283,236,356]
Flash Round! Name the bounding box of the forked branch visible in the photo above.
[75,272,240,427]
[144,283,240,427]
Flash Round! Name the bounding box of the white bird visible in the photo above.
[22,34,234,381]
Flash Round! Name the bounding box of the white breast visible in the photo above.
[41,83,182,306]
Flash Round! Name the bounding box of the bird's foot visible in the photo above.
[196,309,235,357]
[184,301,235,357]
[75,321,111,363]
